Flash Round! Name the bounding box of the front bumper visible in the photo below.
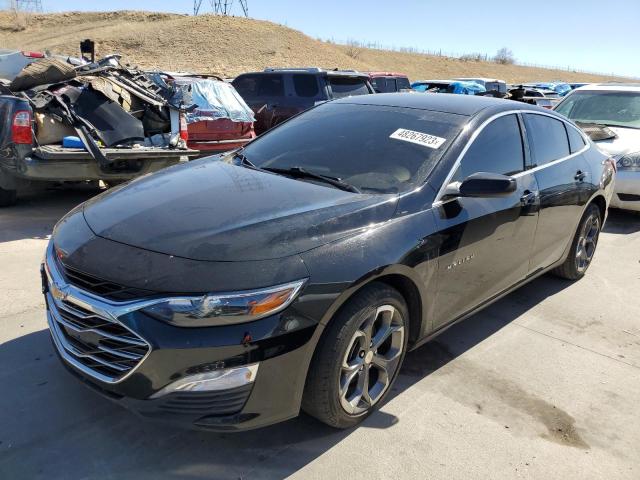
[610,170,640,211]
[43,243,320,431]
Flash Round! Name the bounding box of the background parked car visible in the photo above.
[555,83,640,211]
[166,74,256,156]
[453,77,507,97]
[232,67,374,134]
[366,71,412,92]
[508,85,561,109]
[411,79,485,95]
[524,82,572,97]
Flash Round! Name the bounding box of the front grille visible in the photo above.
[618,193,640,202]
[56,257,155,301]
[47,295,150,382]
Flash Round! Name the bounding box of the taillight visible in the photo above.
[179,113,189,142]
[11,110,33,145]
[21,51,45,58]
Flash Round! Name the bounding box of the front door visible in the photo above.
[431,113,540,328]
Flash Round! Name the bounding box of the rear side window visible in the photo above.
[396,77,411,90]
[329,77,370,98]
[293,74,319,98]
[566,125,586,153]
[453,114,524,181]
[385,78,397,92]
[525,114,570,166]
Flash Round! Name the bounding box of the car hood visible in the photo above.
[82,159,398,262]
[593,126,640,157]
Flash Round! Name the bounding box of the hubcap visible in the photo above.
[339,305,405,415]
[575,212,600,273]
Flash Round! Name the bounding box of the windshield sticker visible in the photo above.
[390,128,446,149]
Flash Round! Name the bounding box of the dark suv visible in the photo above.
[232,68,374,134]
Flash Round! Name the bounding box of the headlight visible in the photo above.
[617,152,640,171]
[140,279,306,327]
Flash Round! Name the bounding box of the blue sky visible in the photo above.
[32,0,640,77]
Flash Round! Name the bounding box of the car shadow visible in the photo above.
[0,275,572,480]
[0,184,102,244]
[603,208,640,234]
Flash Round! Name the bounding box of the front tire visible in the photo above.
[553,203,602,280]
[303,283,409,429]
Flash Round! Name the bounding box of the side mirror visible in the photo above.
[442,172,517,200]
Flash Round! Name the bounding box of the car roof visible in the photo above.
[366,71,408,78]
[237,67,369,79]
[332,92,543,116]
[454,77,506,82]
[575,83,640,92]
[413,79,454,84]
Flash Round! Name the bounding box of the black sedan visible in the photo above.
[43,94,615,431]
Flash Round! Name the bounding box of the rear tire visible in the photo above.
[303,283,409,429]
[0,187,17,207]
[553,203,601,280]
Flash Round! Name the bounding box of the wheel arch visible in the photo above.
[316,265,427,347]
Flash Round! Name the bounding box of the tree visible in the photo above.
[494,47,515,65]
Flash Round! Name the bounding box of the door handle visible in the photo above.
[520,190,538,205]
[574,170,587,182]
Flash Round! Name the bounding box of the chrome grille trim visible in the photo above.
[44,243,153,384]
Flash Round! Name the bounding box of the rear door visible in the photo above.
[523,112,590,272]
[432,113,540,328]
[233,74,285,133]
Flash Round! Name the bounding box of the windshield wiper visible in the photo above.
[263,166,361,193]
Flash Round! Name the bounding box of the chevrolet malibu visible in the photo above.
[43,94,615,431]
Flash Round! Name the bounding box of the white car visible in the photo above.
[555,83,640,212]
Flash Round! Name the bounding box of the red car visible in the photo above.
[366,72,412,93]
[169,75,256,155]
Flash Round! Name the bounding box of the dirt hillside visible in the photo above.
[0,10,629,83]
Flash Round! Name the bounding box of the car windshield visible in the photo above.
[555,90,640,129]
[236,103,466,193]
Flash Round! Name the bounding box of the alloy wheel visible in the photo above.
[575,212,600,273]
[339,305,405,415]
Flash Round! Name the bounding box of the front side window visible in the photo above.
[232,75,259,100]
[555,90,640,129]
[525,114,570,166]
[293,74,319,98]
[239,103,466,193]
[452,114,524,182]
[329,77,371,98]
[258,75,284,97]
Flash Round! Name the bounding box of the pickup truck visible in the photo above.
[0,95,198,207]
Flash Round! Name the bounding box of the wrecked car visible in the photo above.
[160,74,255,155]
[0,55,198,206]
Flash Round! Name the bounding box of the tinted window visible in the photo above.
[293,74,319,98]
[232,75,259,99]
[525,114,570,166]
[453,114,524,181]
[385,78,397,92]
[566,124,586,153]
[258,75,284,96]
[396,77,411,90]
[329,77,370,98]
[238,103,466,193]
